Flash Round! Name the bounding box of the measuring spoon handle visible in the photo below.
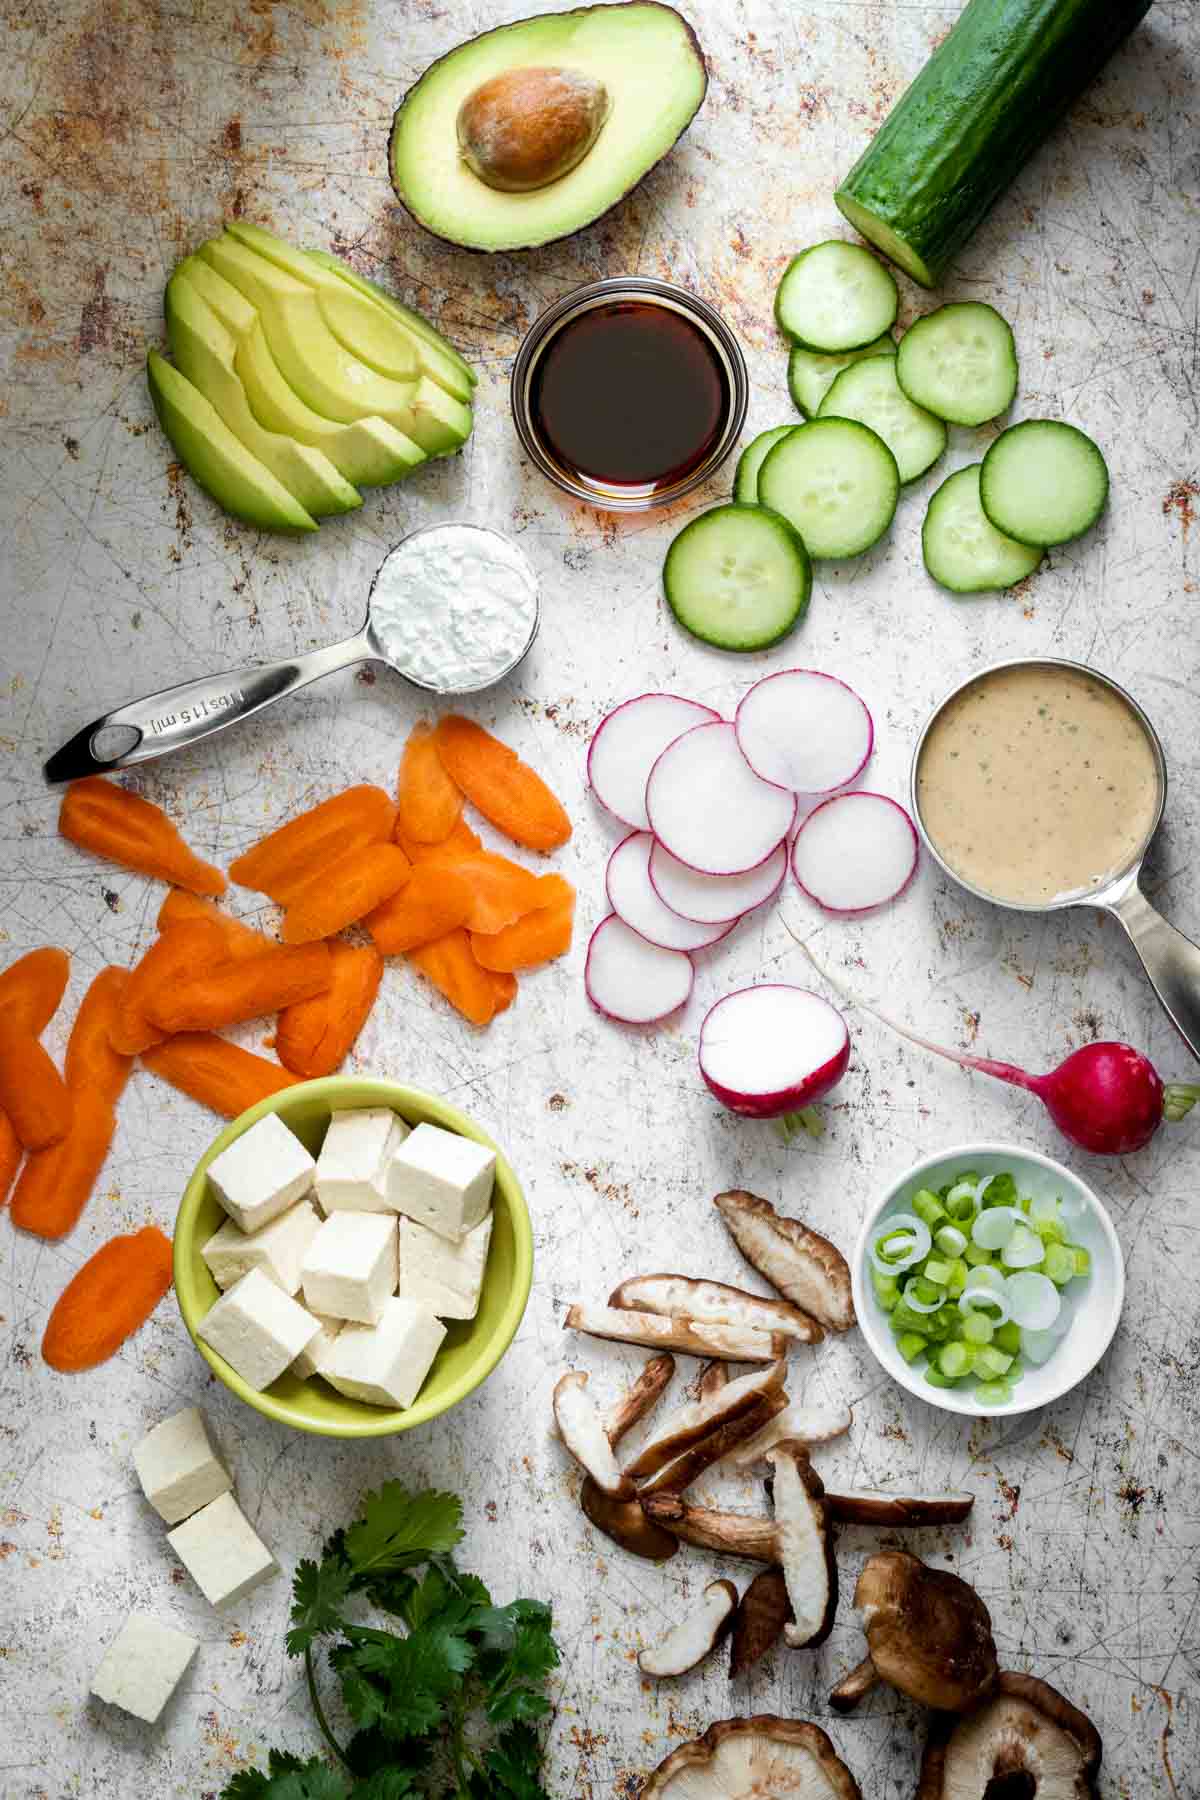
[1108,882,1200,1065]
[43,630,373,782]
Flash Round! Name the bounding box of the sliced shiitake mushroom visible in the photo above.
[697,1360,729,1401]
[566,1302,785,1363]
[639,1393,789,1497]
[638,1578,738,1678]
[626,1359,788,1479]
[729,1568,793,1677]
[604,1352,676,1448]
[767,1445,838,1649]
[824,1488,975,1527]
[580,1474,678,1562]
[715,1190,855,1331]
[641,1715,863,1799]
[611,1272,822,1343]
[553,1370,634,1499]
[729,1401,853,1468]
[915,1671,1102,1799]
[641,1493,779,1561]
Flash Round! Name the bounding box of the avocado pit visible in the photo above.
[457,66,610,192]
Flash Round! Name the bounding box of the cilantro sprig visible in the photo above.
[223,1484,558,1800]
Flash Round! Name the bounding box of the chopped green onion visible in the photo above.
[975,1380,1012,1408]
[1042,1243,1076,1286]
[925,1365,961,1388]
[923,1258,954,1287]
[934,1225,968,1258]
[962,1312,994,1347]
[1033,1216,1067,1245]
[945,1189,976,1222]
[912,1189,948,1228]
[938,1341,974,1379]
[890,1302,934,1335]
[872,1267,901,1310]
[993,1321,1022,1356]
[975,1345,1014,1378]
[1070,1245,1091,1277]
[964,1243,994,1267]
[897,1332,929,1364]
[910,1276,943,1307]
[945,1258,968,1299]
[1000,1223,1045,1269]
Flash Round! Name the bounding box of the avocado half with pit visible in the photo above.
[389,2,708,253]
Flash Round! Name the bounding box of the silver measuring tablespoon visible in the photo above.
[44,523,540,783]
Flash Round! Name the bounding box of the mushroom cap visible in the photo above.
[854,1550,998,1713]
[642,1716,862,1799]
[916,1672,1102,1798]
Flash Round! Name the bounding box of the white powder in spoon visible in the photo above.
[369,523,538,692]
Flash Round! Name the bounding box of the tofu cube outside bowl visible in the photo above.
[852,1142,1125,1420]
[173,1078,532,1437]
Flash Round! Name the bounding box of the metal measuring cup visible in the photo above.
[44,523,539,782]
[911,655,1200,1064]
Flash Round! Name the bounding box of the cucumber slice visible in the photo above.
[788,332,895,418]
[820,354,946,482]
[775,241,898,353]
[733,426,796,503]
[923,464,1043,592]
[663,503,811,651]
[757,418,899,560]
[980,420,1109,547]
[896,302,1018,426]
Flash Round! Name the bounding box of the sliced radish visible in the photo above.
[587,693,721,830]
[1005,1270,1061,1331]
[646,722,797,876]
[606,833,735,953]
[791,791,918,914]
[649,838,788,926]
[698,985,849,1119]
[585,915,693,1024]
[735,670,874,794]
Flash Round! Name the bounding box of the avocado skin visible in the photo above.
[388,1,708,254]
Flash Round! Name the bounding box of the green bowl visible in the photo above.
[173,1076,533,1438]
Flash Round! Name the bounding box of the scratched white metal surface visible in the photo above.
[2,1,1199,1795]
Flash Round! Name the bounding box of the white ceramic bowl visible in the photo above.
[852,1142,1125,1418]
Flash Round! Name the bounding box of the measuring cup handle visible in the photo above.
[43,632,373,782]
[1108,882,1200,1065]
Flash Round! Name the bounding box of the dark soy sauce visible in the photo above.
[529,301,730,492]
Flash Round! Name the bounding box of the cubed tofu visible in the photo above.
[166,1491,277,1611]
[197,1267,320,1391]
[321,1297,446,1409]
[132,1405,232,1525]
[301,1212,398,1324]
[397,1212,493,1320]
[201,1198,321,1295]
[291,1312,344,1380]
[91,1613,199,1723]
[316,1107,409,1214]
[386,1123,496,1241]
[206,1112,316,1233]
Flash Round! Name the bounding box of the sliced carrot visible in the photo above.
[230,784,397,902]
[42,1225,174,1371]
[407,928,502,1027]
[64,968,134,1107]
[111,919,232,1056]
[10,1089,116,1239]
[146,941,332,1034]
[276,941,383,1079]
[0,1018,74,1150]
[433,716,571,852]
[398,817,483,864]
[486,968,518,1017]
[397,722,465,844]
[157,888,276,959]
[281,843,412,944]
[0,1110,21,1208]
[471,874,576,971]
[366,863,474,955]
[141,1032,300,1117]
[0,947,70,1033]
[59,777,225,895]
[443,851,548,935]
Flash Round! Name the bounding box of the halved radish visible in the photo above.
[699,985,850,1118]
[588,694,721,830]
[585,915,693,1024]
[791,792,918,914]
[649,838,788,926]
[735,670,873,794]
[646,722,796,876]
[606,834,735,953]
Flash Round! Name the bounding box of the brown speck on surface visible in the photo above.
[998,1477,1021,1518]
[1163,479,1199,540]
[78,265,113,353]
[63,436,80,459]
[11,1343,32,1369]
[102,888,120,913]
[0,1542,16,1559]
[166,461,193,542]
[548,1092,568,1111]
[223,118,243,153]
[484,1499,498,1522]
[356,667,376,685]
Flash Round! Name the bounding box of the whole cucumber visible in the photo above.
[835,0,1154,288]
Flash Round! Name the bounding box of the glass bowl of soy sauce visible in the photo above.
[511,277,748,511]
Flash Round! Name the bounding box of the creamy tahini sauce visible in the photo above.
[916,664,1161,906]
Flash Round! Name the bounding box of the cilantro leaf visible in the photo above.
[287,1556,354,1655]
[353,1771,424,1800]
[479,1725,553,1799]
[219,1754,347,1800]
[481,1601,559,1726]
[343,1484,463,1580]
[334,1626,459,1741]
